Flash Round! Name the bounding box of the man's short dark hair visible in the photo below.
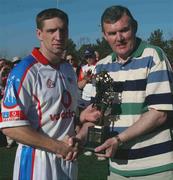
[101,5,138,34]
[36,8,69,30]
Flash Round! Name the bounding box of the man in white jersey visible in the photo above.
[82,5,173,180]
[0,8,101,180]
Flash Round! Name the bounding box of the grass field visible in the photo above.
[0,139,109,180]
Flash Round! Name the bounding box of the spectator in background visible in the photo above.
[0,60,14,148]
[77,48,97,157]
[66,53,79,74]
[78,48,97,109]
[94,50,100,62]
[12,56,21,66]
[0,58,7,147]
[0,58,7,91]
[0,59,13,99]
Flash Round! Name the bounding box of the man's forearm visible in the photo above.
[118,109,167,143]
[2,126,73,156]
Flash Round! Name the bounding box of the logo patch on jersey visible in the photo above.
[61,90,72,108]
[2,112,9,118]
[2,110,26,121]
[10,110,20,117]
[47,79,55,88]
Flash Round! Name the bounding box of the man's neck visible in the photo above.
[39,48,62,65]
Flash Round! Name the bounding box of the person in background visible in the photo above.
[0,60,14,148]
[78,48,97,109]
[0,8,101,180]
[12,56,21,66]
[66,53,79,74]
[0,58,6,146]
[0,58,6,91]
[0,59,15,148]
[94,50,100,62]
[84,5,173,180]
[77,48,99,157]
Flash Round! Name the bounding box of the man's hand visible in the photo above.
[94,137,119,158]
[84,69,93,83]
[80,104,102,123]
[65,136,83,161]
[57,135,82,161]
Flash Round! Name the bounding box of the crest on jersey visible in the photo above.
[3,75,19,107]
[61,90,72,108]
[47,79,55,88]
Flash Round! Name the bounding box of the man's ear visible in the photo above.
[36,29,43,41]
[102,31,108,41]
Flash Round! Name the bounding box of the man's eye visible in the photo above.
[108,32,116,36]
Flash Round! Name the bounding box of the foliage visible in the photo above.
[166,38,173,63]
[93,38,112,59]
[147,29,166,48]
[147,29,173,63]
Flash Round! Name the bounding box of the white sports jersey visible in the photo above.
[0,48,78,180]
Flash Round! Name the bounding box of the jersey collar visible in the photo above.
[31,47,64,69]
[31,47,49,65]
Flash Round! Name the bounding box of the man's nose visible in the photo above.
[55,30,61,40]
[117,32,124,41]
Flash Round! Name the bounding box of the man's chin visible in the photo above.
[53,48,64,55]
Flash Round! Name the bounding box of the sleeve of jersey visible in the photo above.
[146,49,173,111]
[0,67,31,128]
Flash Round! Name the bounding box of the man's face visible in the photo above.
[85,56,96,65]
[103,14,136,60]
[37,17,68,57]
[66,55,74,65]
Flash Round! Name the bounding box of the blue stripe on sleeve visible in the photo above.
[146,93,173,105]
[148,70,171,83]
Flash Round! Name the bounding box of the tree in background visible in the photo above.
[166,38,173,63]
[147,29,173,63]
[93,38,112,59]
[66,38,78,57]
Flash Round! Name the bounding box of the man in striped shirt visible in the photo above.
[92,5,173,180]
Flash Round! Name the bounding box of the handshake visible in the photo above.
[56,135,82,161]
